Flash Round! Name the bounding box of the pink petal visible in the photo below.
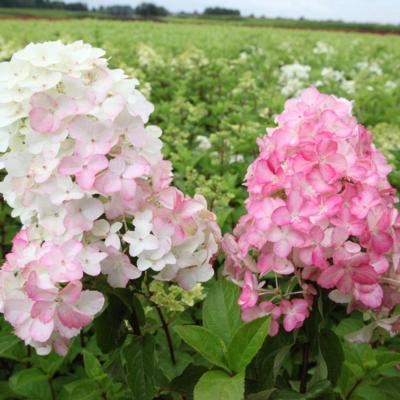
[31,301,55,323]
[29,107,59,133]
[60,281,82,304]
[317,139,337,157]
[30,319,54,342]
[287,191,303,212]
[120,179,137,200]
[57,304,92,329]
[88,155,109,174]
[59,155,83,176]
[283,314,298,332]
[371,232,393,254]
[61,239,83,257]
[318,265,343,288]
[180,200,204,218]
[271,206,291,225]
[76,290,105,316]
[76,169,96,190]
[123,161,150,179]
[352,265,378,285]
[56,95,78,119]
[96,172,121,194]
[273,239,292,258]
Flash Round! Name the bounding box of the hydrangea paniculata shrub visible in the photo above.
[0,41,220,355]
[223,87,400,337]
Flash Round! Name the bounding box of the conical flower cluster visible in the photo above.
[0,41,220,355]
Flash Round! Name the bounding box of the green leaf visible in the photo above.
[355,384,388,400]
[343,342,377,373]
[94,294,128,353]
[202,278,242,345]
[252,332,295,389]
[194,370,245,400]
[9,368,51,400]
[306,380,334,399]
[35,353,64,377]
[335,318,365,338]
[158,351,192,381]
[273,344,293,379]
[170,365,208,398]
[0,332,26,361]
[59,379,101,400]
[175,325,228,370]
[312,348,328,384]
[319,329,344,385]
[83,350,106,380]
[103,349,126,382]
[227,316,270,372]
[270,389,305,400]
[123,334,156,400]
[112,288,145,326]
[247,389,276,400]
[0,381,17,400]
[131,294,146,326]
[376,350,400,368]
[371,377,400,399]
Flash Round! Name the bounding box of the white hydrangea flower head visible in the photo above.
[0,41,221,355]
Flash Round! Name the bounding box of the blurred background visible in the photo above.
[0,0,399,31]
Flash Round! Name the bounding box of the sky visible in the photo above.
[77,0,400,24]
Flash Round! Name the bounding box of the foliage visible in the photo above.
[0,18,400,399]
[134,2,169,17]
[0,0,88,12]
[203,7,241,17]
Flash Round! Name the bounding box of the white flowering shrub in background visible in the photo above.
[279,63,311,96]
[313,40,334,55]
[0,41,220,355]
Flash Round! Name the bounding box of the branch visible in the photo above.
[48,377,56,400]
[129,305,142,336]
[345,378,363,399]
[156,306,176,365]
[299,341,310,394]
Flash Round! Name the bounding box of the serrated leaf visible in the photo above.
[306,380,334,399]
[335,318,364,338]
[170,365,208,398]
[83,350,106,380]
[9,368,51,400]
[375,351,400,373]
[227,316,270,372]
[0,381,17,400]
[273,344,293,379]
[194,370,244,400]
[202,278,242,345]
[319,329,343,385]
[123,335,156,400]
[175,325,228,371]
[312,348,328,385]
[270,389,305,400]
[247,389,276,400]
[59,379,101,400]
[355,384,388,400]
[158,350,192,381]
[111,289,145,326]
[94,294,127,353]
[0,332,26,361]
[35,353,64,377]
[371,377,400,399]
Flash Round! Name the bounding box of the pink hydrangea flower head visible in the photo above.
[223,87,400,335]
